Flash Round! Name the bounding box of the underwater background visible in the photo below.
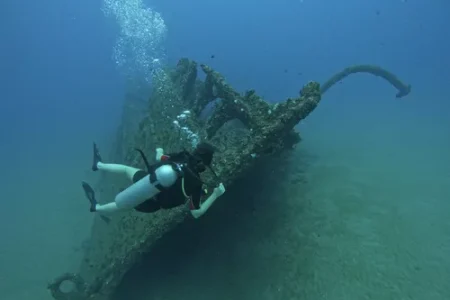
[1,0,449,299]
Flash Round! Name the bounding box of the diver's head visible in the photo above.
[191,142,215,172]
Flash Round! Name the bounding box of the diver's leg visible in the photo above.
[91,142,139,182]
[95,202,120,214]
[82,165,179,214]
[97,162,140,182]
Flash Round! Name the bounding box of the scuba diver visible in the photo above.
[81,142,226,219]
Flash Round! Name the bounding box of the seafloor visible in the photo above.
[111,123,450,300]
[2,97,449,300]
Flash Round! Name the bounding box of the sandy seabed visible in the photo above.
[113,125,450,300]
[2,118,449,300]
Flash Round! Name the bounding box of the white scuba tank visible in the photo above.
[115,164,179,209]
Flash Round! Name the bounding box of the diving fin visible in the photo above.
[92,142,103,171]
[82,181,97,212]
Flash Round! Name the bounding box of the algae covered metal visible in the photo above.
[47,58,321,300]
[47,58,410,300]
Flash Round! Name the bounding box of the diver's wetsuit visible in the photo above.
[83,142,224,218]
[132,153,204,213]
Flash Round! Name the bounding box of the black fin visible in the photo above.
[82,181,97,212]
[92,142,102,171]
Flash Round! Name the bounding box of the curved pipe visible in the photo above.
[320,65,411,98]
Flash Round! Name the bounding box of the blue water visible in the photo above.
[1,0,449,299]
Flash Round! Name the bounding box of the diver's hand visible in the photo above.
[213,183,226,197]
[155,148,164,160]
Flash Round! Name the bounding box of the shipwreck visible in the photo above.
[47,58,411,300]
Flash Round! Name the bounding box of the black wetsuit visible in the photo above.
[132,152,204,213]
